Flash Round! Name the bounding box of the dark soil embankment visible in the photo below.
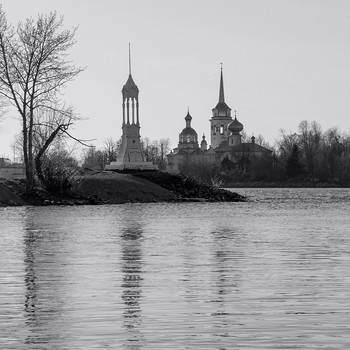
[0,182,25,206]
[0,170,246,206]
[76,171,175,204]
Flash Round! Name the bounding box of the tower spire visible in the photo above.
[128,43,131,75]
[219,63,225,103]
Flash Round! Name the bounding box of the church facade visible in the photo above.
[166,67,272,173]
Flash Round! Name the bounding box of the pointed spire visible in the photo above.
[219,63,225,103]
[128,43,132,75]
[212,63,231,119]
[122,44,139,97]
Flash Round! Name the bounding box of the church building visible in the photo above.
[166,66,272,173]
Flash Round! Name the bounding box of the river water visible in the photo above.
[1,188,350,349]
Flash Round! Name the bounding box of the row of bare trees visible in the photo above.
[275,120,350,184]
[141,137,171,169]
[81,137,171,170]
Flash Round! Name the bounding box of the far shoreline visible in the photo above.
[223,181,349,188]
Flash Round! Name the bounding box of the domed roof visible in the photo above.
[180,110,198,139]
[180,127,197,137]
[228,116,243,133]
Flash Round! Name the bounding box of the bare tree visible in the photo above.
[0,8,84,191]
[103,137,121,163]
[81,146,107,171]
[140,137,171,168]
[298,120,322,178]
[275,129,299,160]
[159,138,171,158]
[33,107,86,188]
[37,138,80,193]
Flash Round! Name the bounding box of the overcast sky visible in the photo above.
[1,0,350,159]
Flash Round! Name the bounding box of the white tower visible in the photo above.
[105,46,157,171]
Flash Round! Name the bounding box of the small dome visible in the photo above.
[179,109,198,145]
[228,117,243,133]
[185,110,192,121]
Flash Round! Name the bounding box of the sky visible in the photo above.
[0,0,350,160]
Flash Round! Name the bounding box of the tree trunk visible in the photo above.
[22,119,35,192]
[35,153,46,188]
[34,125,62,189]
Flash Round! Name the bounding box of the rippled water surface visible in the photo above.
[1,188,350,349]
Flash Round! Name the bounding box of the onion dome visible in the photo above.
[185,110,192,122]
[228,116,243,133]
[201,134,207,150]
[179,110,198,143]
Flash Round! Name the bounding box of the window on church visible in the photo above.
[220,124,224,135]
[187,136,190,142]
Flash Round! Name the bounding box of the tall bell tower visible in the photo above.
[210,65,233,149]
[105,46,157,170]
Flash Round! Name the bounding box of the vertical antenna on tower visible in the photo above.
[129,43,132,75]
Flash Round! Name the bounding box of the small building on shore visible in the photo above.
[166,66,272,173]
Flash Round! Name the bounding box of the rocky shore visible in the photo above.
[132,171,245,202]
[0,170,246,206]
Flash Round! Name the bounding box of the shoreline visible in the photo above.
[0,171,246,207]
[223,181,349,188]
[3,171,347,207]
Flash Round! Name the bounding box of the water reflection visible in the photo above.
[210,227,244,346]
[120,212,144,349]
[1,190,350,349]
[23,209,68,347]
[211,227,242,300]
[23,228,38,329]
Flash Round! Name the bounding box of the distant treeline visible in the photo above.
[180,120,350,187]
[272,120,350,185]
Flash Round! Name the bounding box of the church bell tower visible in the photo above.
[210,65,233,149]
